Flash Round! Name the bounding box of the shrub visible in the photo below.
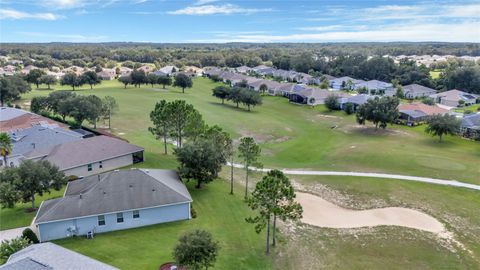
[344,103,354,115]
[464,110,473,115]
[190,206,197,219]
[22,228,39,244]
[0,237,31,264]
[324,94,340,111]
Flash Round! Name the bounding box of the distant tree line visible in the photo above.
[118,70,193,93]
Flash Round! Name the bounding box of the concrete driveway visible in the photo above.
[0,227,28,242]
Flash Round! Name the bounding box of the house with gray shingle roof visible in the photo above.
[430,89,478,107]
[33,169,192,242]
[403,84,438,99]
[4,126,83,167]
[0,242,118,270]
[461,113,480,139]
[25,135,144,177]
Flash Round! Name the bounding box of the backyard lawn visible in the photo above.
[55,180,271,270]
[19,78,480,184]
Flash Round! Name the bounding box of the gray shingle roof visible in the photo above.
[462,113,480,129]
[34,169,192,224]
[0,107,29,121]
[0,257,52,270]
[25,135,143,171]
[3,243,118,270]
[403,84,437,95]
[9,126,83,156]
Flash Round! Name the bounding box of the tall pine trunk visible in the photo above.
[272,214,277,246]
[266,216,271,254]
[244,166,249,199]
[31,194,35,209]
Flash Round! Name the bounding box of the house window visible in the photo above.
[133,210,140,219]
[116,213,124,223]
[98,215,105,226]
[87,164,92,171]
[99,161,103,169]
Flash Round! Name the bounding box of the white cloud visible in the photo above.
[18,31,109,42]
[190,21,480,43]
[0,8,63,20]
[297,25,368,31]
[168,4,270,15]
[41,0,86,9]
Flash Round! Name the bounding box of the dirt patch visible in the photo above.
[239,130,290,144]
[316,114,342,119]
[342,124,414,137]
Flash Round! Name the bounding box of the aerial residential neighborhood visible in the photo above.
[0,0,479,270]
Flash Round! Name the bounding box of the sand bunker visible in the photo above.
[296,192,447,236]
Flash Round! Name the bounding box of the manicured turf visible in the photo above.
[20,78,480,184]
[454,103,480,113]
[0,188,65,230]
[55,180,271,270]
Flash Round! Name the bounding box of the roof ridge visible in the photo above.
[140,170,191,201]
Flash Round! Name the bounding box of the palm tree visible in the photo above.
[0,132,13,167]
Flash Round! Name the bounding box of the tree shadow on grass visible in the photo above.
[207,101,261,114]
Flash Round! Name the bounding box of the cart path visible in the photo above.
[227,163,480,191]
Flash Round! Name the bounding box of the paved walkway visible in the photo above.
[0,226,28,242]
[227,163,480,191]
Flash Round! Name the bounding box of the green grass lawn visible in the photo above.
[454,103,480,113]
[429,70,443,79]
[20,78,480,184]
[0,188,65,230]
[55,180,271,270]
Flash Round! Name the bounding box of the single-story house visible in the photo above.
[96,69,116,80]
[0,107,68,132]
[354,80,393,95]
[403,84,438,99]
[0,242,118,270]
[3,65,16,73]
[158,65,178,75]
[3,126,83,168]
[235,66,252,74]
[24,135,144,177]
[252,65,276,76]
[33,169,192,242]
[461,113,480,139]
[398,102,449,125]
[289,88,348,106]
[20,65,38,75]
[330,76,365,90]
[430,89,478,107]
[138,65,155,74]
[62,66,84,76]
[338,94,372,111]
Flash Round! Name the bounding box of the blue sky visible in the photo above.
[0,0,479,43]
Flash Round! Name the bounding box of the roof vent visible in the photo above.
[79,194,82,199]
[152,189,156,192]
[103,191,106,195]
[98,175,101,181]
[145,169,149,173]
[129,184,133,188]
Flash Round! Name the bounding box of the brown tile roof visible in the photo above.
[0,113,68,132]
[398,102,449,116]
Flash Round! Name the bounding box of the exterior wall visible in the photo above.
[37,203,191,242]
[406,90,437,99]
[63,153,135,177]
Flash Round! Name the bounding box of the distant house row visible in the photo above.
[0,63,204,81]
[0,107,144,178]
